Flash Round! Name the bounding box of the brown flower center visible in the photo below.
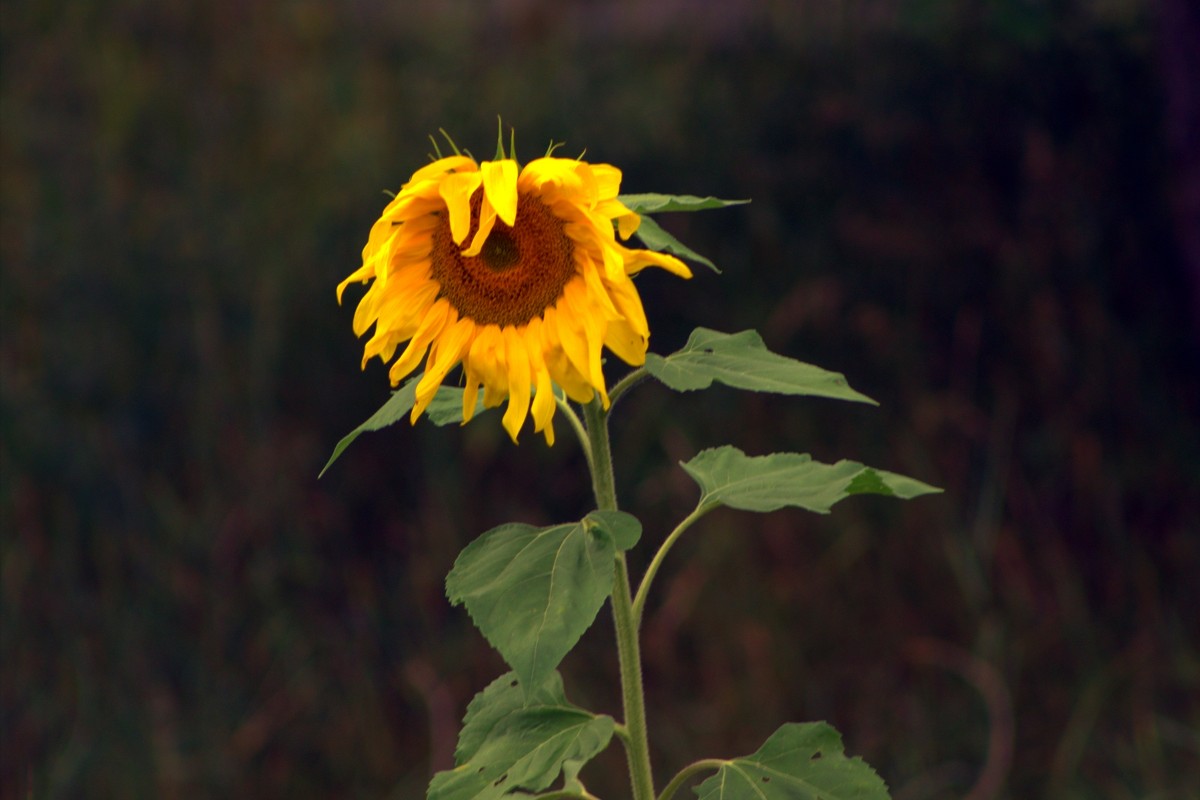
[430,192,575,326]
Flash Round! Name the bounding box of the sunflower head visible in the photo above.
[338,147,692,444]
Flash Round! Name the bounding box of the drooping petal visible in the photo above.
[578,252,621,321]
[406,155,477,186]
[603,316,647,366]
[562,279,607,394]
[550,290,592,389]
[439,171,483,245]
[468,325,508,408]
[590,164,623,200]
[387,299,452,385]
[523,319,557,445]
[603,273,650,337]
[481,160,519,227]
[461,367,482,423]
[413,315,476,421]
[623,247,693,278]
[500,326,532,442]
[462,194,498,257]
[540,306,593,404]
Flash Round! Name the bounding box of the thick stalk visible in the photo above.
[582,399,655,800]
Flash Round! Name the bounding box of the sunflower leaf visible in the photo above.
[693,722,891,800]
[426,385,488,426]
[445,511,642,696]
[428,671,614,800]
[629,215,721,273]
[645,328,878,404]
[318,377,419,477]
[682,446,942,515]
[618,193,750,214]
[320,377,496,476]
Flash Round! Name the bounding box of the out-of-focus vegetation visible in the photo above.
[2,1,1197,798]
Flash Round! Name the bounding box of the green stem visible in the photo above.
[556,393,593,472]
[632,503,711,625]
[657,759,727,800]
[582,398,655,800]
[608,366,648,407]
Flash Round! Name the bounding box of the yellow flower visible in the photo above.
[338,153,692,444]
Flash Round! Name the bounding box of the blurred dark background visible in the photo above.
[3,1,1198,798]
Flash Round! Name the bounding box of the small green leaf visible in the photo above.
[693,722,890,800]
[429,671,614,800]
[587,509,642,551]
[320,376,495,476]
[645,328,878,404]
[682,446,942,514]
[445,511,641,694]
[629,215,721,273]
[618,193,750,214]
[318,378,418,477]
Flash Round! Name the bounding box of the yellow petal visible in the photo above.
[413,315,476,421]
[590,164,623,200]
[551,291,591,388]
[603,317,647,366]
[603,273,650,336]
[519,157,582,195]
[406,155,478,187]
[439,172,482,245]
[598,239,626,281]
[461,367,481,423]
[501,326,532,442]
[388,299,451,385]
[562,280,606,393]
[360,228,401,288]
[522,321,557,445]
[370,279,440,342]
[567,161,599,208]
[623,248,693,278]
[481,160,519,227]
[578,253,621,321]
[595,200,640,240]
[468,325,508,407]
[462,195,498,257]
[539,307,593,404]
[337,264,374,304]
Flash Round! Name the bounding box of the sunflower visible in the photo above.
[337,150,692,444]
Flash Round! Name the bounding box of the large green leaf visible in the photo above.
[618,193,750,214]
[445,511,642,694]
[319,376,490,476]
[629,214,722,273]
[682,446,941,514]
[693,723,890,800]
[645,328,877,405]
[429,671,614,800]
